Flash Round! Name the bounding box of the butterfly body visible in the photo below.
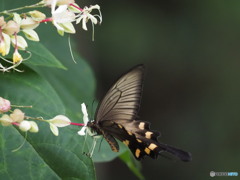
[87,65,192,161]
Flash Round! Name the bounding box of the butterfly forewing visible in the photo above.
[95,65,144,122]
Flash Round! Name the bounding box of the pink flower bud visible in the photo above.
[0,97,11,113]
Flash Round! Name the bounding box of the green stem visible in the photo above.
[24,116,47,122]
[0,1,45,14]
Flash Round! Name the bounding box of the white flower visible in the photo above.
[77,103,89,136]
[51,0,76,35]
[76,5,102,31]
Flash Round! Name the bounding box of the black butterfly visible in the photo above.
[87,65,192,161]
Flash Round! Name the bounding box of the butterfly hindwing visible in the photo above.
[99,120,163,159]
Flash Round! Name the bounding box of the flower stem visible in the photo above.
[40,17,53,23]
[24,116,46,122]
[69,3,83,11]
[11,105,33,108]
[0,2,45,14]
[70,122,85,126]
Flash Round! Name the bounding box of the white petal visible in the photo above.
[81,103,89,124]
[78,126,87,136]
[53,5,68,15]
[53,21,64,31]
[50,123,59,136]
[2,33,11,55]
[50,115,71,127]
[11,35,28,50]
[82,19,88,30]
[51,0,58,14]
[22,29,39,41]
[60,22,76,34]
[13,13,21,24]
[88,14,98,24]
[76,16,84,24]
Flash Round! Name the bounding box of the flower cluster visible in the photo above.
[0,0,102,72]
[0,97,72,136]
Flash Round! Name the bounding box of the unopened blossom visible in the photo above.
[20,17,39,30]
[2,20,20,35]
[28,10,46,21]
[12,49,23,64]
[0,114,13,126]
[48,115,71,136]
[22,29,39,41]
[0,97,11,113]
[29,121,39,133]
[19,120,31,132]
[10,109,24,122]
[49,115,71,127]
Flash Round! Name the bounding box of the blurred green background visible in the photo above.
[76,0,240,179]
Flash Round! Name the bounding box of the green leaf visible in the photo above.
[24,41,66,70]
[119,151,145,180]
[0,67,95,180]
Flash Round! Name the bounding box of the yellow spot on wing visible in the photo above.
[137,139,142,143]
[123,140,129,146]
[139,122,145,130]
[145,131,153,139]
[144,148,151,154]
[148,143,158,150]
[128,131,133,136]
[135,149,141,158]
[118,124,123,128]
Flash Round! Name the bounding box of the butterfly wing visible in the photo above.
[95,65,144,123]
[92,65,192,161]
